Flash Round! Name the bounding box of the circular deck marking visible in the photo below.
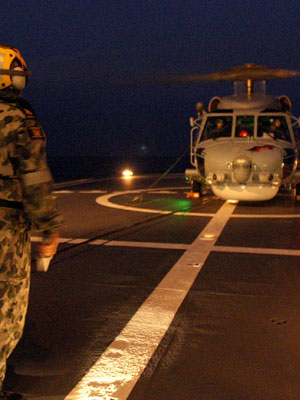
[96,188,300,218]
[95,187,216,216]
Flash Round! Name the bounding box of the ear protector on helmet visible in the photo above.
[0,45,31,90]
[11,67,26,90]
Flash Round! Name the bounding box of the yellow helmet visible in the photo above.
[0,45,31,90]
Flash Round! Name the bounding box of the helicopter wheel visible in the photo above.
[291,187,297,198]
[295,183,300,201]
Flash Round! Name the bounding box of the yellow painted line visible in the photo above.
[65,201,236,400]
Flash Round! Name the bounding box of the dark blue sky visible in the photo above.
[2,1,300,157]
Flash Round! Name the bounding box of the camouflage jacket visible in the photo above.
[0,91,63,232]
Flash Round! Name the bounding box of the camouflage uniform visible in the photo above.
[0,90,63,388]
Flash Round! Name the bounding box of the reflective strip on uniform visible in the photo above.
[21,170,52,186]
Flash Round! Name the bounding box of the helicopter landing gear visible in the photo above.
[192,180,202,194]
[187,180,202,198]
[289,182,300,201]
[295,183,300,201]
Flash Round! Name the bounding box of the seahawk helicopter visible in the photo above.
[184,64,300,201]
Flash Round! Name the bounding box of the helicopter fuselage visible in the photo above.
[186,92,300,201]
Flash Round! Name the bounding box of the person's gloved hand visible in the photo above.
[37,231,60,258]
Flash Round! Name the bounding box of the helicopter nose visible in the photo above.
[232,157,252,184]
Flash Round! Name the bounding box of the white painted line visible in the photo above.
[31,236,300,256]
[214,245,300,257]
[31,236,300,257]
[31,236,188,250]
[31,236,74,243]
[148,190,178,194]
[57,238,73,243]
[175,211,215,217]
[65,201,236,400]
[69,238,88,244]
[89,239,108,246]
[55,190,108,194]
[78,190,108,194]
[106,241,190,250]
[231,213,300,218]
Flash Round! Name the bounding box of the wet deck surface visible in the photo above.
[4,174,300,399]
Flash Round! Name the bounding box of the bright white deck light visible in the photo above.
[122,169,133,177]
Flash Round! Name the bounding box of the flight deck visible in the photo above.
[4,174,300,400]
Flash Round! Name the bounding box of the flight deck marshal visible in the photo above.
[0,45,64,400]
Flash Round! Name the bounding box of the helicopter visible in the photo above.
[183,64,300,201]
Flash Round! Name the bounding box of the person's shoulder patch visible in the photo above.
[28,126,44,139]
[24,108,35,120]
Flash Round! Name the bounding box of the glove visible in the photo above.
[37,231,60,258]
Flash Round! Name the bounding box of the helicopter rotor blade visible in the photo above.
[102,64,300,89]
[148,64,300,86]
[200,64,300,81]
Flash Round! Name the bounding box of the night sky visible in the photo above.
[2,1,300,159]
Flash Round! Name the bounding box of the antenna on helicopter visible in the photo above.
[196,102,206,116]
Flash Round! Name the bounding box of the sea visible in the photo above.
[47,155,191,183]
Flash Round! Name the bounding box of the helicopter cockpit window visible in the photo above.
[257,116,291,142]
[235,116,254,138]
[201,116,232,141]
